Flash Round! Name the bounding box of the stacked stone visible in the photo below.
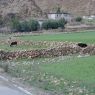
[0,43,95,60]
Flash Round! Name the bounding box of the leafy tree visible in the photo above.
[0,17,3,26]
[42,20,59,30]
[10,18,21,32]
[28,20,40,31]
[20,21,30,32]
[75,17,82,22]
[58,18,67,29]
[11,19,40,32]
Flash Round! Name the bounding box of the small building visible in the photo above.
[83,15,95,20]
[47,12,73,22]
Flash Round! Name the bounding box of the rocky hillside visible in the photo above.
[0,0,95,19]
[35,0,95,16]
[0,0,43,19]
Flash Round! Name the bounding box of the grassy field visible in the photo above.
[0,43,48,51]
[0,30,95,94]
[0,30,95,43]
[0,30,95,51]
[18,30,95,43]
[2,55,94,94]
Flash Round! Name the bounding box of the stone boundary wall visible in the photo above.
[0,43,95,60]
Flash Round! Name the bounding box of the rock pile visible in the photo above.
[0,42,95,60]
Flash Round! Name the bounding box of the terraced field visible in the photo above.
[0,30,95,95]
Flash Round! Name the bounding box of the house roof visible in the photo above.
[47,12,71,15]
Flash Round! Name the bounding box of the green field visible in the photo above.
[0,30,95,94]
[0,30,95,51]
[18,30,95,43]
[4,55,95,94]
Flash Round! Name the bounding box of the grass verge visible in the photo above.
[0,55,95,94]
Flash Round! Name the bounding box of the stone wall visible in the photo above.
[0,43,95,60]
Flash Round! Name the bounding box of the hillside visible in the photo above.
[0,0,43,19]
[35,0,95,16]
[0,0,95,19]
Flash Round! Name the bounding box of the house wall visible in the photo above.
[48,13,72,22]
[48,14,56,19]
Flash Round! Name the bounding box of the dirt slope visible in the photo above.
[0,0,43,19]
[0,0,95,19]
[35,0,95,16]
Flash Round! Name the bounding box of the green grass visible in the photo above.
[0,44,48,51]
[0,30,95,94]
[0,30,95,51]
[4,55,95,94]
[39,56,95,84]
[18,30,95,43]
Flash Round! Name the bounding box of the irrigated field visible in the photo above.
[4,55,95,94]
[0,30,95,51]
[18,30,95,43]
[0,30,95,95]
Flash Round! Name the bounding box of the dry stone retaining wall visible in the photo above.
[0,43,95,60]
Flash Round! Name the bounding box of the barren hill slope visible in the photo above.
[0,0,43,19]
[35,0,95,16]
[0,0,95,19]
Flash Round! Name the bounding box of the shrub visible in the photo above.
[42,20,49,30]
[28,20,40,31]
[10,18,21,32]
[11,19,40,32]
[42,20,59,30]
[58,18,67,29]
[51,20,59,29]
[75,17,82,22]
[20,21,30,32]
[0,17,3,27]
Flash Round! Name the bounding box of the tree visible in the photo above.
[75,17,82,22]
[42,20,59,30]
[10,18,21,32]
[0,18,3,26]
[20,21,30,32]
[58,18,67,29]
[28,20,40,31]
[0,16,3,27]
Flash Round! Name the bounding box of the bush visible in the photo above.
[11,19,40,32]
[42,20,49,30]
[28,20,40,31]
[58,18,67,29]
[42,20,59,30]
[75,17,82,22]
[51,20,59,29]
[0,17,4,27]
[20,21,30,32]
[10,18,21,32]
[42,18,67,30]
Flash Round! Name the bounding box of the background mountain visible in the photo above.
[0,0,95,19]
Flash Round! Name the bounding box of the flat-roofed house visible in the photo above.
[47,12,73,22]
